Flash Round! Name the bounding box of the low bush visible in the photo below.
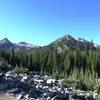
[14,66,27,74]
[62,78,75,85]
[75,80,96,91]
[0,61,12,72]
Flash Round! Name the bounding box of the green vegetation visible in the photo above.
[0,60,11,72]
[75,80,96,91]
[0,48,100,91]
[97,94,100,100]
[14,65,27,74]
[62,78,76,85]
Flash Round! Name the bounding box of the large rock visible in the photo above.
[17,94,23,100]
[46,79,56,84]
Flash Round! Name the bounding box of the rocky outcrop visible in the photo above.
[0,71,98,100]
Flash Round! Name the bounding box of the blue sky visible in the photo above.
[0,0,100,46]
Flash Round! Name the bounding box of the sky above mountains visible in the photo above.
[0,0,100,46]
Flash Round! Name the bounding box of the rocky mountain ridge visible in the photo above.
[0,38,39,51]
[0,35,99,51]
[47,35,99,52]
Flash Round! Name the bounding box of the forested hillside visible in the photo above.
[0,35,100,94]
[0,48,100,89]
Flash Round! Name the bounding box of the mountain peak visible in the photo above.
[56,35,76,43]
[2,38,9,41]
[19,42,28,45]
[62,35,74,40]
[18,42,37,48]
[0,38,12,44]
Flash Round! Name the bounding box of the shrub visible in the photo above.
[96,94,100,100]
[52,71,60,79]
[14,66,27,74]
[84,80,95,91]
[75,80,87,90]
[0,61,12,72]
[94,85,100,94]
[75,80,95,91]
[62,78,75,85]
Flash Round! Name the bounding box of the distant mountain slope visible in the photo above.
[0,38,15,50]
[0,35,99,52]
[46,35,98,52]
[18,42,37,48]
[0,38,39,51]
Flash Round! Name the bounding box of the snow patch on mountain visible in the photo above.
[18,42,36,48]
[0,38,12,44]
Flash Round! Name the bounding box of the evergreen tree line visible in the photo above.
[0,49,100,81]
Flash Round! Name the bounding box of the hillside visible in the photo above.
[0,35,100,99]
[0,35,99,52]
[47,35,98,52]
[0,38,39,51]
